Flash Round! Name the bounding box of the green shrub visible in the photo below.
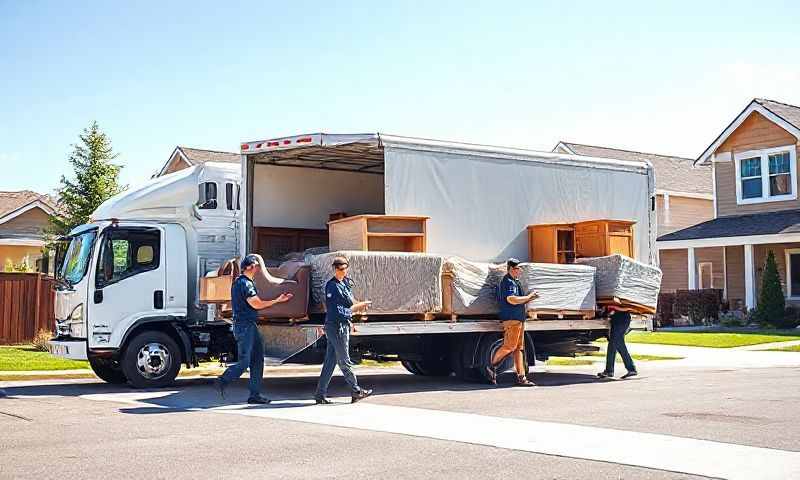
[755,251,785,326]
[674,289,723,325]
[719,311,747,327]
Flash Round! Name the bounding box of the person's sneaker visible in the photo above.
[485,365,497,385]
[213,378,227,399]
[515,376,536,387]
[596,371,613,379]
[351,388,373,403]
[247,395,272,405]
[315,396,333,405]
[621,371,638,379]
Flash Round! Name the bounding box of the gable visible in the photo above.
[0,206,51,235]
[716,111,797,154]
[163,155,191,175]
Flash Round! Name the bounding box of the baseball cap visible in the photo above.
[507,258,521,268]
[240,254,260,270]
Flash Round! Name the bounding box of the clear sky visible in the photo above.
[2,1,799,194]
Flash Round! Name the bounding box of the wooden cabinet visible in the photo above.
[527,224,575,264]
[328,215,429,253]
[528,220,634,263]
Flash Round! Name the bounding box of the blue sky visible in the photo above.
[2,1,799,194]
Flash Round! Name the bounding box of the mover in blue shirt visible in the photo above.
[214,254,293,404]
[314,256,374,404]
[486,258,538,387]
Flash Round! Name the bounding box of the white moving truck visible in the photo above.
[49,133,655,388]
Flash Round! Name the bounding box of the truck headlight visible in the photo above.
[70,304,83,322]
[68,304,85,338]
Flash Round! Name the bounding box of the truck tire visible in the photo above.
[401,359,451,377]
[449,340,481,382]
[88,356,127,384]
[401,360,424,375]
[121,331,182,389]
[476,333,529,384]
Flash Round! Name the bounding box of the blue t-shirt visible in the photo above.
[325,277,354,324]
[231,275,258,324]
[498,274,526,321]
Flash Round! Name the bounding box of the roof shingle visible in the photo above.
[178,146,239,165]
[556,142,712,195]
[0,190,58,219]
[754,98,800,132]
[657,209,800,242]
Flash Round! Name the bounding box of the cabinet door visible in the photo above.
[530,226,557,263]
[608,235,632,257]
[576,234,605,258]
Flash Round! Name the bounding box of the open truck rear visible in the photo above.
[240,133,655,381]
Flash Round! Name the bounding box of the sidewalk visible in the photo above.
[610,341,800,369]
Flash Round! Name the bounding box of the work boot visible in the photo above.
[351,388,373,403]
[485,365,497,385]
[247,394,272,405]
[596,371,613,379]
[621,370,638,379]
[514,375,536,387]
[213,378,227,399]
[315,396,333,405]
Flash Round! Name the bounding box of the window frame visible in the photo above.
[785,248,800,300]
[198,182,218,210]
[94,227,162,289]
[734,145,797,205]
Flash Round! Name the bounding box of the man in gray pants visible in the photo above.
[314,256,373,404]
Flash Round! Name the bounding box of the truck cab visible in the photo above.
[48,162,241,387]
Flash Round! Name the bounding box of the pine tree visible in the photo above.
[756,250,785,325]
[48,122,125,237]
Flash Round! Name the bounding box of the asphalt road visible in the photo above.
[2,364,799,480]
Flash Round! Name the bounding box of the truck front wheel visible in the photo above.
[88,356,127,384]
[121,331,182,388]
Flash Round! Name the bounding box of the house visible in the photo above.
[0,191,58,272]
[657,98,800,310]
[553,142,715,291]
[157,146,239,177]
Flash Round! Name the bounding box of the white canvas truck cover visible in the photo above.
[380,136,655,264]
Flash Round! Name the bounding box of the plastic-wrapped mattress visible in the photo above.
[576,254,662,309]
[443,257,597,315]
[307,251,445,314]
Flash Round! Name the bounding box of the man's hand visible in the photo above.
[276,293,293,303]
[527,291,540,301]
[353,300,372,312]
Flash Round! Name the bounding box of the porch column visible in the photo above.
[687,247,697,290]
[744,243,756,309]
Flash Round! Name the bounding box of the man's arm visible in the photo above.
[506,291,539,305]
[247,292,293,310]
[351,300,372,312]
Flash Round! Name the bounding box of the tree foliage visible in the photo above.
[756,250,785,325]
[48,122,125,237]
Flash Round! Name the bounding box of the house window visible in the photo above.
[698,262,713,289]
[785,249,800,299]
[734,145,797,205]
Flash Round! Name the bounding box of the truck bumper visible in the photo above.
[47,340,88,361]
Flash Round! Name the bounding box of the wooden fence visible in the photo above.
[0,273,56,344]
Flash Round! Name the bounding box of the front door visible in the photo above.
[88,226,166,349]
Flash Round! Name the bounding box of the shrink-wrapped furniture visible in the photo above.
[576,254,662,313]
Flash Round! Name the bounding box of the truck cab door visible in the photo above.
[88,226,167,349]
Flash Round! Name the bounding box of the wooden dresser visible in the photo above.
[528,220,634,263]
[328,215,429,253]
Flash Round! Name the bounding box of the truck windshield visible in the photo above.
[59,230,97,285]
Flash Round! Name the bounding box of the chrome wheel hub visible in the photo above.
[136,342,171,379]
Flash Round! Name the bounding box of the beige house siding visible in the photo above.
[1,208,50,236]
[659,249,688,292]
[714,111,800,217]
[656,195,714,236]
[163,156,191,175]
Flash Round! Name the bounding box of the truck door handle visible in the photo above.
[94,289,103,304]
[154,290,164,309]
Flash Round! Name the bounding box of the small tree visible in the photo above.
[756,250,785,326]
[47,122,125,238]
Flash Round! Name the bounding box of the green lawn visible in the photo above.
[768,344,800,352]
[0,345,89,371]
[624,331,800,348]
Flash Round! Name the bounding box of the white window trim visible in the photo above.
[734,145,797,205]
[698,262,713,289]
[785,248,800,299]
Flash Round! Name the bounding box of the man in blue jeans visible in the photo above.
[214,254,292,404]
[597,306,638,379]
[314,256,373,404]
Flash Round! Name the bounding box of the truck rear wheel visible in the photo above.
[121,331,182,389]
[476,333,529,384]
[401,358,451,377]
[88,356,127,384]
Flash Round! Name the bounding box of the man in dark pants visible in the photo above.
[315,256,373,404]
[214,254,293,404]
[598,306,638,379]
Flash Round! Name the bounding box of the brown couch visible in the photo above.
[253,260,311,321]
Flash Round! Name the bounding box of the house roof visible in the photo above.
[0,190,58,222]
[657,209,800,242]
[696,98,800,165]
[555,142,712,196]
[158,146,239,177]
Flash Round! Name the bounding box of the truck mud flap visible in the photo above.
[257,324,324,365]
